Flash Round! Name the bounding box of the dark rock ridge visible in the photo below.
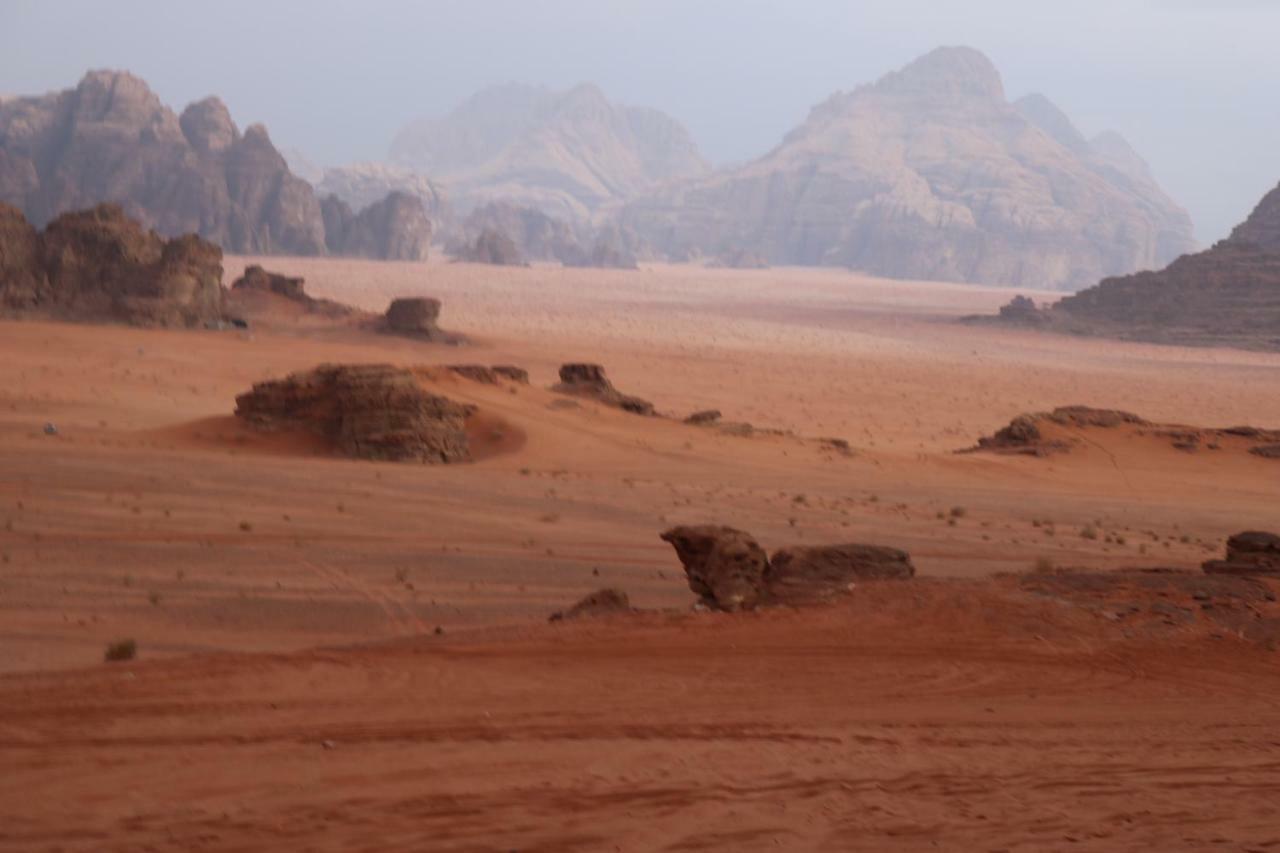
[1203,532,1280,578]
[234,364,474,463]
[618,46,1194,289]
[552,363,655,415]
[0,202,223,327]
[548,588,633,622]
[390,82,709,224]
[321,191,431,261]
[983,180,1280,350]
[443,364,530,385]
[966,406,1280,458]
[226,264,358,320]
[0,70,426,260]
[661,525,915,612]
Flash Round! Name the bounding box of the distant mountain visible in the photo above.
[986,180,1280,349]
[0,71,430,260]
[314,161,449,227]
[389,83,709,223]
[618,47,1196,290]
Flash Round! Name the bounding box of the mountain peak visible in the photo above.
[875,46,1005,101]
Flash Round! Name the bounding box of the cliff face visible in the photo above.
[389,83,709,223]
[0,71,425,261]
[618,47,1195,290]
[322,191,432,261]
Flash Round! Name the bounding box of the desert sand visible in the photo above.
[2,258,1279,850]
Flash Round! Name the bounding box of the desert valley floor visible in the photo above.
[2,259,1279,851]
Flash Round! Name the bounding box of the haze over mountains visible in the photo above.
[618,47,1195,289]
[388,83,710,224]
[1,48,1202,288]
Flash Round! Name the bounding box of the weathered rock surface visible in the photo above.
[984,181,1280,349]
[384,296,440,333]
[660,526,770,612]
[552,363,655,415]
[765,544,916,605]
[0,71,426,261]
[390,83,708,224]
[1203,531,1280,578]
[0,202,224,326]
[315,162,449,226]
[967,406,1280,458]
[226,264,357,321]
[661,525,914,611]
[619,47,1194,289]
[451,228,525,266]
[446,202,582,263]
[234,364,474,463]
[321,191,431,261]
[548,588,633,622]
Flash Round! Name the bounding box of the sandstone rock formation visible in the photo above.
[234,364,474,463]
[226,264,357,321]
[384,296,441,334]
[1203,532,1280,578]
[390,83,709,224]
[968,406,1280,458]
[0,202,224,327]
[552,364,655,415]
[548,588,633,622]
[0,71,428,261]
[314,161,449,225]
[618,47,1194,289]
[445,201,579,263]
[451,228,525,266]
[765,544,915,606]
[661,526,915,611]
[984,180,1280,349]
[659,526,770,612]
[320,191,431,261]
[442,364,530,385]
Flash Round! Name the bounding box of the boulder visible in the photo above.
[232,264,306,300]
[227,264,357,321]
[684,409,722,425]
[548,588,632,622]
[234,364,475,463]
[765,544,915,605]
[552,363,655,415]
[1203,531,1280,577]
[659,525,770,612]
[385,297,441,334]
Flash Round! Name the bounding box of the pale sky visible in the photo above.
[2,0,1278,242]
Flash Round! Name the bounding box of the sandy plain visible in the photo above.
[1,258,1278,851]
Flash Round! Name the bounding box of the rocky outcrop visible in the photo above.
[660,526,770,612]
[548,588,633,622]
[384,296,440,334]
[983,181,1280,349]
[234,364,474,463]
[320,191,431,261]
[0,70,425,260]
[1203,532,1280,578]
[226,264,357,321]
[0,202,224,327]
[661,526,915,611]
[446,201,581,263]
[967,406,1280,458]
[765,545,916,605]
[315,162,449,225]
[390,82,709,224]
[552,363,655,415]
[619,47,1194,290]
[451,228,524,266]
[560,224,641,270]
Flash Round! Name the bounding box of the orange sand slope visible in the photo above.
[2,259,1280,849]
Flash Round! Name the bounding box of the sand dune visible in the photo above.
[1,258,1278,848]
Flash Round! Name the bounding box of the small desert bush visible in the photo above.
[104,639,137,662]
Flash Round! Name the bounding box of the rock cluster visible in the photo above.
[660,525,914,611]
[234,364,475,463]
[1203,532,1280,578]
[552,364,655,415]
[618,47,1193,289]
[0,70,428,260]
[0,202,223,327]
[986,180,1280,350]
[452,228,525,266]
